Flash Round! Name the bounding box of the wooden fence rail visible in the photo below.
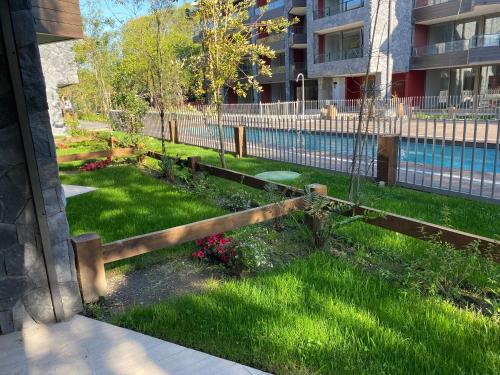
[184,157,500,261]
[72,196,306,303]
[145,152,500,260]
[68,147,499,304]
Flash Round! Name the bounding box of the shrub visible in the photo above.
[193,233,239,267]
[158,156,177,182]
[216,191,257,212]
[233,226,274,273]
[80,156,113,172]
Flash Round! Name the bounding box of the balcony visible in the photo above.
[313,0,364,20]
[410,33,500,68]
[289,26,307,48]
[289,0,307,16]
[258,65,286,83]
[290,62,307,77]
[412,0,500,24]
[255,0,285,20]
[314,47,363,64]
[256,33,286,51]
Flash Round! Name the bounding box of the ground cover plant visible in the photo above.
[58,134,499,374]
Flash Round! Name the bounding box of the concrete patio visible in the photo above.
[0,315,270,375]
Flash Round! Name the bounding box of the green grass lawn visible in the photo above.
[59,137,499,374]
[115,252,500,375]
[60,165,226,273]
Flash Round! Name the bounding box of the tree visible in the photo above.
[111,63,149,149]
[120,1,199,153]
[67,6,118,116]
[193,0,292,167]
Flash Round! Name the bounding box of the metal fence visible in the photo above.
[157,95,500,119]
[136,110,499,203]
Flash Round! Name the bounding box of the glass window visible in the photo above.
[485,16,500,34]
[449,68,476,97]
[480,65,500,94]
[342,29,362,58]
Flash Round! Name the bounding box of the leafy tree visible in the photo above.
[121,2,199,153]
[65,6,117,116]
[192,0,293,167]
[111,64,149,149]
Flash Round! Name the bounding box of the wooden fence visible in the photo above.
[56,136,136,164]
[67,149,499,304]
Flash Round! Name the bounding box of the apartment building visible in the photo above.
[227,0,500,103]
[411,0,500,99]
[226,0,319,103]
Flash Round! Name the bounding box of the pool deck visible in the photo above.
[0,315,270,375]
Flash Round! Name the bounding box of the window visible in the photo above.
[428,20,477,44]
[480,65,500,94]
[322,28,363,62]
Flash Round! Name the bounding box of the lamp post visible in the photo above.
[296,73,305,117]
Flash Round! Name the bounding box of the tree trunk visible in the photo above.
[216,103,226,168]
[160,108,166,154]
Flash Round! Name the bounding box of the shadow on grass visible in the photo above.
[113,253,499,375]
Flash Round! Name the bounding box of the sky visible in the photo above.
[80,0,190,29]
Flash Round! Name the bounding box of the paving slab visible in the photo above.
[63,184,97,198]
[0,315,271,375]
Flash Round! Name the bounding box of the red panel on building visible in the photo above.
[227,88,238,104]
[345,76,364,99]
[261,84,271,103]
[293,49,305,62]
[318,34,324,56]
[391,71,426,99]
[414,24,428,48]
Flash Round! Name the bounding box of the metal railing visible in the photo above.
[138,110,500,202]
[314,47,363,63]
[471,33,500,48]
[413,0,453,8]
[413,33,500,57]
[413,39,470,57]
[313,0,364,20]
[255,0,285,15]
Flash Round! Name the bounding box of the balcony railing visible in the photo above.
[314,47,363,63]
[256,32,285,44]
[413,0,453,8]
[313,0,364,20]
[289,25,305,36]
[471,33,500,48]
[255,0,285,16]
[412,39,469,57]
[413,33,500,57]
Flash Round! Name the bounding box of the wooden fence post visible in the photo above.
[187,156,201,175]
[168,120,178,144]
[377,134,399,186]
[72,233,106,303]
[305,184,328,247]
[108,136,116,151]
[233,126,247,158]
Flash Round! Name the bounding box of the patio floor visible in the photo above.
[0,315,269,375]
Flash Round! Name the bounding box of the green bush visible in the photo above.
[216,191,257,212]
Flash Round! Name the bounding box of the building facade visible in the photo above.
[229,0,500,103]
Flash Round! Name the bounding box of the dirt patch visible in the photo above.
[91,258,224,320]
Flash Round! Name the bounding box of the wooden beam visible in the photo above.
[196,163,303,197]
[326,195,500,261]
[56,148,135,163]
[193,161,499,261]
[101,197,304,263]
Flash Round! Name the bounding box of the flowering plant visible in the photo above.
[193,233,239,266]
[80,156,113,172]
[56,142,69,149]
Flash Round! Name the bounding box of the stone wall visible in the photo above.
[39,40,78,131]
[0,0,82,334]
